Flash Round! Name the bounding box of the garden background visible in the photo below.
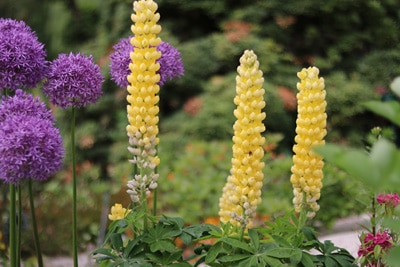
[1,0,400,258]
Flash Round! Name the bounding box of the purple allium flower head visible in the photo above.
[0,18,47,91]
[43,52,104,109]
[0,89,54,123]
[157,42,184,85]
[0,114,64,184]
[109,36,184,87]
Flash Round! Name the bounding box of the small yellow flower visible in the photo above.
[219,50,266,228]
[290,66,327,217]
[108,203,130,221]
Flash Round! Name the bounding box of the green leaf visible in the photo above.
[183,224,212,239]
[324,256,338,267]
[363,100,400,126]
[218,254,251,263]
[149,240,177,253]
[123,238,140,258]
[205,242,223,264]
[263,256,286,267]
[169,262,193,267]
[248,229,260,250]
[300,252,315,267]
[270,235,291,247]
[390,76,400,98]
[321,240,338,254]
[314,144,379,189]
[221,237,255,253]
[330,254,357,267]
[386,246,400,266]
[110,233,123,251]
[265,247,302,259]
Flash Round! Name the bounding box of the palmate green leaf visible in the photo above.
[363,100,400,127]
[314,144,380,189]
[149,239,177,253]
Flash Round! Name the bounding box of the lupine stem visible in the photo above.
[28,179,43,267]
[141,188,148,231]
[152,165,158,217]
[297,192,308,234]
[71,107,78,267]
[9,184,16,267]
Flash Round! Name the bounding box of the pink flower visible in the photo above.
[358,231,393,257]
[377,193,400,208]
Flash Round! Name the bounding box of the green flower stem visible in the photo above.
[152,188,157,217]
[71,107,78,267]
[17,185,22,267]
[371,195,376,236]
[141,187,148,231]
[297,192,308,233]
[152,165,158,217]
[29,179,43,267]
[9,183,16,267]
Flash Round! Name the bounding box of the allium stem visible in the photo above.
[17,185,22,267]
[71,107,78,267]
[29,180,43,267]
[9,183,16,267]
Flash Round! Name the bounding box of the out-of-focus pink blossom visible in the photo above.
[376,193,400,208]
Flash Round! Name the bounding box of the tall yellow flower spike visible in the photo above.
[290,66,327,218]
[126,0,162,203]
[219,50,266,229]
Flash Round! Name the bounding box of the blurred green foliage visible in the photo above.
[1,0,399,257]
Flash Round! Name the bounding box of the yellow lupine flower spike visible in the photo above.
[126,0,161,203]
[290,66,327,218]
[219,50,266,229]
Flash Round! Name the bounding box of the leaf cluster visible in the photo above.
[94,211,357,267]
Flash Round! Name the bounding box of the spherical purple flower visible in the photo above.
[0,114,64,184]
[109,36,184,87]
[0,18,47,91]
[0,89,54,123]
[157,42,184,85]
[43,52,104,109]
